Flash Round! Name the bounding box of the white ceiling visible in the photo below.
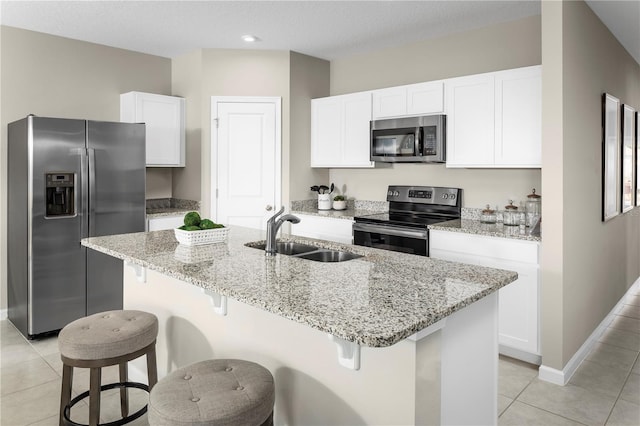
[0,1,638,64]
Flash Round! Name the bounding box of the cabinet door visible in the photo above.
[406,81,444,115]
[445,74,495,167]
[291,214,354,244]
[372,82,444,119]
[311,97,343,167]
[495,66,541,167]
[121,92,185,167]
[372,86,407,119]
[342,93,374,167]
[311,92,373,168]
[147,215,184,231]
[430,230,540,358]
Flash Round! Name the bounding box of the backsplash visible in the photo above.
[146,198,200,211]
[291,199,388,212]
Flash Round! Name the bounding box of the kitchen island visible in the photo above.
[83,227,517,425]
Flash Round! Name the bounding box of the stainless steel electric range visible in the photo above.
[353,185,462,256]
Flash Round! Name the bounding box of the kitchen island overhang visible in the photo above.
[82,227,517,425]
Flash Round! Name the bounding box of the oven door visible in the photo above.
[353,222,429,256]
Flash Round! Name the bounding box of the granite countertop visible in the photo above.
[146,198,200,219]
[146,208,194,219]
[429,219,542,242]
[290,206,385,220]
[82,227,517,348]
[290,199,387,221]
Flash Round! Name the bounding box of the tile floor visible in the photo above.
[1,286,638,425]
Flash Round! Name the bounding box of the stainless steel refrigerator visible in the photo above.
[7,116,146,338]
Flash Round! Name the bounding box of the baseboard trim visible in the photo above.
[538,278,640,385]
[499,344,541,365]
[0,309,7,320]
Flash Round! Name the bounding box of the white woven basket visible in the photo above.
[174,243,229,263]
[174,226,229,246]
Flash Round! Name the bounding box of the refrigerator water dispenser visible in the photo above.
[46,172,75,217]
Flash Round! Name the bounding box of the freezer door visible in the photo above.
[29,117,88,335]
[86,121,145,314]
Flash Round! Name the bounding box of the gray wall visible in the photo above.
[327,16,543,208]
[0,26,172,313]
[541,1,640,370]
[171,49,203,203]
[289,52,330,201]
[170,49,330,217]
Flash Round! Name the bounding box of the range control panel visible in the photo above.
[386,185,460,206]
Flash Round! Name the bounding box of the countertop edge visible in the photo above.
[82,230,518,348]
[428,219,542,242]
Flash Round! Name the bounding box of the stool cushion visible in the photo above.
[149,359,275,426]
[59,310,158,360]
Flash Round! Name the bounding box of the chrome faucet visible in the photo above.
[265,206,300,256]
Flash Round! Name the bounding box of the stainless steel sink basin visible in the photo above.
[245,241,363,262]
[246,241,318,255]
[296,250,363,263]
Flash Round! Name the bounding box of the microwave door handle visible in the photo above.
[415,127,422,156]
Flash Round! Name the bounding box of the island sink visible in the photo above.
[297,250,362,262]
[245,241,363,262]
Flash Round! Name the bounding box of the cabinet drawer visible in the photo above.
[429,230,538,264]
[147,215,184,231]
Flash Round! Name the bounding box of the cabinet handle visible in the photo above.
[265,205,273,211]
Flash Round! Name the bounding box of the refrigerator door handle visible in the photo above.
[77,147,89,240]
[88,147,96,237]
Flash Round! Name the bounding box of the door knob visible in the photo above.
[265,205,273,211]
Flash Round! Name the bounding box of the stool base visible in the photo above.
[62,382,149,426]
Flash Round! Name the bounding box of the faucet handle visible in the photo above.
[267,206,285,222]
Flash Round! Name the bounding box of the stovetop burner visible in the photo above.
[354,212,455,228]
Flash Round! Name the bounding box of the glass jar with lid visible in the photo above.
[480,204,496,223]
[503,201,520,226]
[525,189,541,227]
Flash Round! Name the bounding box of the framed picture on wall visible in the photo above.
[602,93,620,221]
[637,111,640,207]
[621,104,636,213]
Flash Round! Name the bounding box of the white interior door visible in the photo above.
[211,97,281,230]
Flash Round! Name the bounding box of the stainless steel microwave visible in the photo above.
[370,114,446,163]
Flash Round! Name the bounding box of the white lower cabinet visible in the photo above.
[147,215,184,232]
[290,214,354,245]
[430,230,540,363]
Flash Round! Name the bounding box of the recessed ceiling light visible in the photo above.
[241,35,260,43]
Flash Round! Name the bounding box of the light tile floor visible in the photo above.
[1,285,638,425]
[498,285,640,425]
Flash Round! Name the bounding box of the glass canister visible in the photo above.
[525,188,541,227]
[480,204,497,223]
[503,201,520,226]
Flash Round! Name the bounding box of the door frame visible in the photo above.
[210,96,282,224]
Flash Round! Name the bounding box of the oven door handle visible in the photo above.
[353,222,428,239]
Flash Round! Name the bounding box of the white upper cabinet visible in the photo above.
[494,66,542,167]
[311,92,374,168]
[445,73,496,167]
[120,91,185,167]
[372,81,444,119]
[445,65,541,168]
